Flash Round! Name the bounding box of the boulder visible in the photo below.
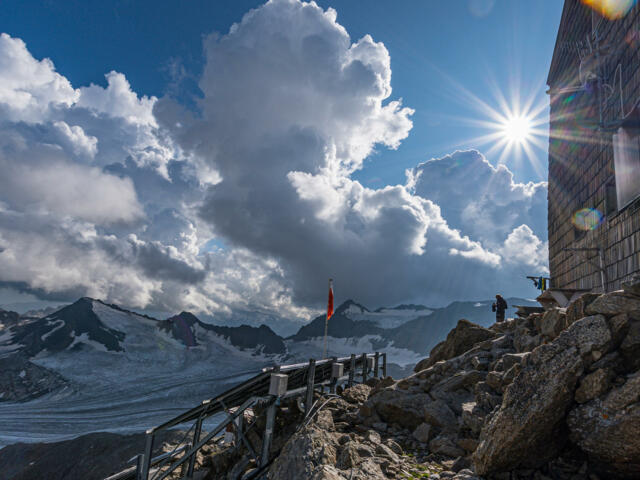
[539,308,567,340]
[268,411,338,479]
[485,371,502,391]
[423,399,458,431]
[565,293,599,326]
[574,368,612,403]
[460,401,484,437]
[585,291,640,317]
[568,314,613,366]
[501,363,522,390]
[342,384,372,404]
[412,422,432,443]
[416,320,498,372]
[456,438,479,453]
[432,370,487,393]
[501,352,529,371]
[568,371,640,479]
[309,465,348,480]
[374,443,399,463]
[608,313,632,347]
[620,320,640,371]
[474,316,600,474]
[429,433,466,458]
[364,389,430,429]
[513,333,542,353]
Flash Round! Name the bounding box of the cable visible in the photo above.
[298,394,340,432]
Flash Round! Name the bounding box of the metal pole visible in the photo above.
[185,417,203,479]
[323,279,333,360]
[261,400,277,468]
[305,359,316,416]
[348,354,355,388]
[374,352,380,378]
[138,431,154,480]
[330,357,338,394]
[361,353,368,383]
[382,353,387,378]
[135,455,143,480]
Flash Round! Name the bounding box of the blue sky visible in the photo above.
[0,0,562,316]
[1,0,562,185]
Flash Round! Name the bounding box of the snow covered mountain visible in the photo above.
[286,297,538,374]
[1,298,286,359]
[0,295,537,447]
[0,299,290,447]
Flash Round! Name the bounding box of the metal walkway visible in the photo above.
[106,352,387,480]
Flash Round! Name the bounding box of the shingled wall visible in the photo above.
[547,0,640,292]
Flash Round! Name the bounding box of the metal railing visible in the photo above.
[106,351,387,480]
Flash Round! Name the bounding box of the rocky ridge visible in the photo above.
[215,277,640,479]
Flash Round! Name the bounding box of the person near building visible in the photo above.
[492,294,508,323]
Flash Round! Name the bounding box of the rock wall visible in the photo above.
[249,279,640,480]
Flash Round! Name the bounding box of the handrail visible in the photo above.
[106,351,386,480]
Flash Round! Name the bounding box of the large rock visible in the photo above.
[423,398,458,431]
[620,319,640,371]
[574,368,612,403]
[268,410,339,479]
[415,320,498,372]
[412,422,432,443]
[364,389,431,429]
[565,293,599,326]
[342,384,372,404]
[585,291,640,317]
[539,308,566,340]
[567,371,640,478]
[473,314,616,474]
[429,433,466,458]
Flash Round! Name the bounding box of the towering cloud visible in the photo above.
[0,0,548,319]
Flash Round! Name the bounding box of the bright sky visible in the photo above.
[1,0,562,184]
[0,0,564,316]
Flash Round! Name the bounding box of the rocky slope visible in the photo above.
[212,277,640,480]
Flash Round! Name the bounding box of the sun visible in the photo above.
[430,69,549,177]
[501,115,533,144]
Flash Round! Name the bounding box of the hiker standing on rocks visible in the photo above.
[492,294,508,323]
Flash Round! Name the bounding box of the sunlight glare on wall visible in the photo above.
[581,0,637,19]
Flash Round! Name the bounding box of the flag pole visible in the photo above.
[323,278,333,360]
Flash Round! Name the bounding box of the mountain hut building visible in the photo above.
[547,0,640,301]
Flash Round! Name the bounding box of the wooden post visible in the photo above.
[261,400,277,468]
[348,354,356,388]
[185,417,203,478]
[138,431,154,480]
[305,358,316,416]
[382,353,387,378]
[374,352,380,378]
[361,353,368,383]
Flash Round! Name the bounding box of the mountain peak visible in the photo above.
[336,299,369,314]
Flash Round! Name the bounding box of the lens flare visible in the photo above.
[572,208,604,231]
[581,0,636,19]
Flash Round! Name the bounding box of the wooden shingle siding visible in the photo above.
[548,0,640,291]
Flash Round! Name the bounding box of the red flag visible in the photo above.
[327,279,334,320]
